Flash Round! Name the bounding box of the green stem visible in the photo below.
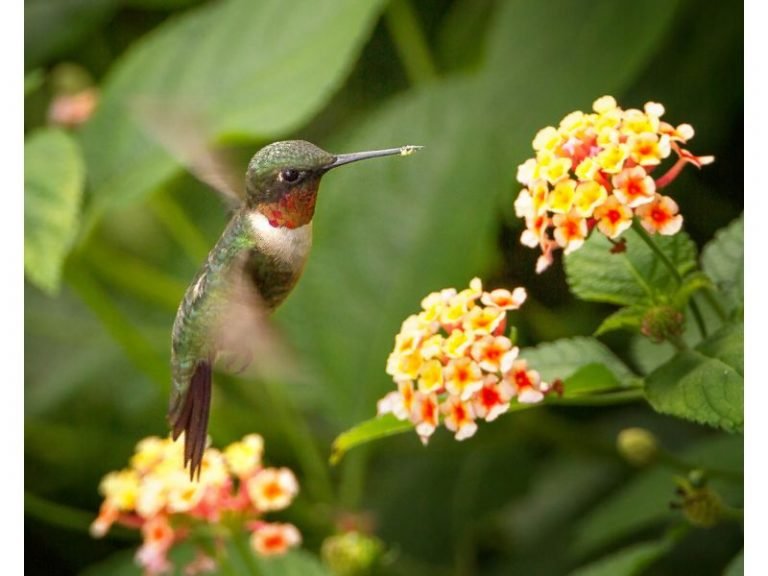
[84,242,186,311]
[259,379,335,505]
[657,452,744,482]
[702,287,729,322]
[25,492,100,535]
[65,260,169,391]
[384,0,438,86]
[338,449,369,509]
[231,532,263,576]
[631,219,708,338]
[549,388,645,406]
[148,188,211,264]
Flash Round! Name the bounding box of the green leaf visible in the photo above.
[561,363,621,395]
[724,550,744,576]
[25,0,119,68]
[645,323,743,433]
[25,69,45,96]
[701,214,743,314]
[78,0,386,209]
[24,128,85,294]
[564,228,698,306]
[522,337,640,389]
[569,540,670,576]
[595,306,646,336]
[330,414,415,465]
[256,550,332,576]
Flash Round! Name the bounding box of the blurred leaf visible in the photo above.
[25,128,85,293]
[79,551,141,576]
[522,337,640,388]
[568,540,671,576]
[436,0,495,72]
[255,549,331,576]
[572,434,742,557]
[645,323,743,433]
[25,0,119,69]
[79,0,386,210]
[498,454,620,555]
[25,69,45,96]
[723,549,744,576]
[595,306,646,336]
[701,214,743,314]
[124,0,203,9]
[564,228,698,306]
[330,414,414,465]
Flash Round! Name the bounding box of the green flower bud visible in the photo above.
[321,531,385,576]
[672,471,724,528]
[616,427,658,467]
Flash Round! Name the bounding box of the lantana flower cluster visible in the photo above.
[91,434,301,576]
[515,95,714,272]
[378,278,553,444]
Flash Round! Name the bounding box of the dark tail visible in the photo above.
[168,361,212,481]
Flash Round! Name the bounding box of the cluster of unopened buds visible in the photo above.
[378,278,555,444]
[515,95,714,272]
[91,434,301,575]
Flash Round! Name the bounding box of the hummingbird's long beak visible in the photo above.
[325,145,423,170]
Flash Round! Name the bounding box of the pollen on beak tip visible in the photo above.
[399,145,423,156]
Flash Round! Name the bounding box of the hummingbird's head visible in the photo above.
[245,140,333,229]
[245,140,422,229]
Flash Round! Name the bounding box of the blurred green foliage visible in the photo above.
[24,0,743,575]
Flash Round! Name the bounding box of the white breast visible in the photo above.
[248,211,313,265]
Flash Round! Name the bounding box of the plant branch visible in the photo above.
[385,0,438,86]
[149,188,211,264]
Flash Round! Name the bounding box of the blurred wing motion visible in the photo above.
[130,96,246,207]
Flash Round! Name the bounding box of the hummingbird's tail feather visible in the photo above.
[168,361,212,481]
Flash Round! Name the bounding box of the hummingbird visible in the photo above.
[167,140,421,478]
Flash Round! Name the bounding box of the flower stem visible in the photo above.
[65,260,169,391]
[148,187,211,264]
[385,0,438,86]
[549,388,645,407]
[655,157,688,189]
[631,219,708,339]
[231,532,263,576]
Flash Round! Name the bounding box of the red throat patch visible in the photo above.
[260,185,318,229]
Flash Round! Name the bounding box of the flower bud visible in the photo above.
[672,470,724,528]
[321,531,385,576]
[640,305,684,343]
[616,427,658,466]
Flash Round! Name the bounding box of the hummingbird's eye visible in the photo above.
[279,169,301,183]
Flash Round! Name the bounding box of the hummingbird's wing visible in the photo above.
[130,97,246,208]
[211,254,301,382]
